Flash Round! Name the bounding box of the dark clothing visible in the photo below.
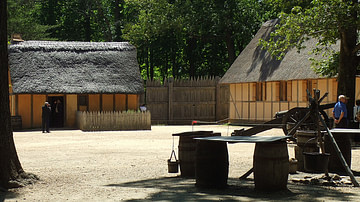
[42,105,51,132]
[335,117,348,128]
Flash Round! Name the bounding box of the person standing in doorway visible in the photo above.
[333,95,348,128]
[42,102,51,133]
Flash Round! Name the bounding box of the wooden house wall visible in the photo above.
[12,93,139,129]
[115,94,127,111]
[102,94,114,111]
[17,94,31,128]
[228,78,345,122]
[32,94,46,127]
[66,94,78,128]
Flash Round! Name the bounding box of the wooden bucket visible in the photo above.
[295,145,319,171]
[167,160,179,173]
[253,141,289,191]
[11,116,22,131]
[325,133,351,173]
[176,131,218,178]
[295,130,320,171]
[303,152,330,173]
[289,158,298,174]
[195,140,229,188]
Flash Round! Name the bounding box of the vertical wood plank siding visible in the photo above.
[227,78,352,122]
[146,77,229,124]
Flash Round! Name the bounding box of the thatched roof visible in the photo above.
[9,41,144,94]
[220,19,335,84]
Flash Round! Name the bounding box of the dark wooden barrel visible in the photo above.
[325,133,351,173]
[295,130,320,171]
[195,140,229,188]
[174,131,219,178]
[296,130,318,147]
[11,116,22,131]
[253,141,289,191]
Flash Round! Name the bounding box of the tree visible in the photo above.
[124,0,271,80]
[0,0,21,189]
[260,0,360,117]
[7,0,52,40]
[1,0,37,189]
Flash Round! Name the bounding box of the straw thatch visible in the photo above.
[220,19,337,84]
[9,41,144,94]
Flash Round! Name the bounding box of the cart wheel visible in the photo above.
[282,107,330,136]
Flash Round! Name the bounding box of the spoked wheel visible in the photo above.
[282,107,309,136]
[282,107,330,137]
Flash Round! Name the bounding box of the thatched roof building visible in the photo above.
[220,19,333,84]
[8,41,145,129]
[9,41,143,94]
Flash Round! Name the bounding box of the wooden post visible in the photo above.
[215,77,221,121]
[168,78,173,124]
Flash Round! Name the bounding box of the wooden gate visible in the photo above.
[146,77,229,124]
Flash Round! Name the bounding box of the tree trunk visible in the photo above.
[337,3,358,120]
[149,45,154,80]
[225,29,236,65]
[113,0,124,41]
[84,14,91,41]
[186,37,196,77]
[0,0,25,189]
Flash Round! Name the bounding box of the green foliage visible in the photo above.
[124,0,271,80]
[310,52,339,77]
[7,0,54,40]
[260,0,360,77]
[7,0,275,80]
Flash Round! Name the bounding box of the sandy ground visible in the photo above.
[2,125,360,201]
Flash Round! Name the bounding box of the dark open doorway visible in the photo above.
[48,96,64,128]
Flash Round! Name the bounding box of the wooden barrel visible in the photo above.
[11,116,22,131]
[253,141,289,191]
[295,130,320,171]
[174,131,218,178]
[325,133,351,173]
[195,140,228,188]
[296,130,318,147]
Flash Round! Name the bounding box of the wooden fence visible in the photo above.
[77,111,151,131]
[146,77,229,124]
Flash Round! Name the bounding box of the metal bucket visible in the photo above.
[303,152,330,173]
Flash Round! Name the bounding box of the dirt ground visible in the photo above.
[2,125,360,201]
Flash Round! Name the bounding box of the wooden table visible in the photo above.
[194,136,290,190]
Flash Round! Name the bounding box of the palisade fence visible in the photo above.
[77,111,151,131]
[146,77,229,124]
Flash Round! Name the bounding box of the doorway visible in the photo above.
[48,96,64,128]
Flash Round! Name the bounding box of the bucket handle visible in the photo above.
[169,136,178,162]
[303,136,317,148]
[169,149,178,162]
[302,136,319,155]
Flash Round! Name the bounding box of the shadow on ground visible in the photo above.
[106,176,356,201]
[0,190,19,202]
